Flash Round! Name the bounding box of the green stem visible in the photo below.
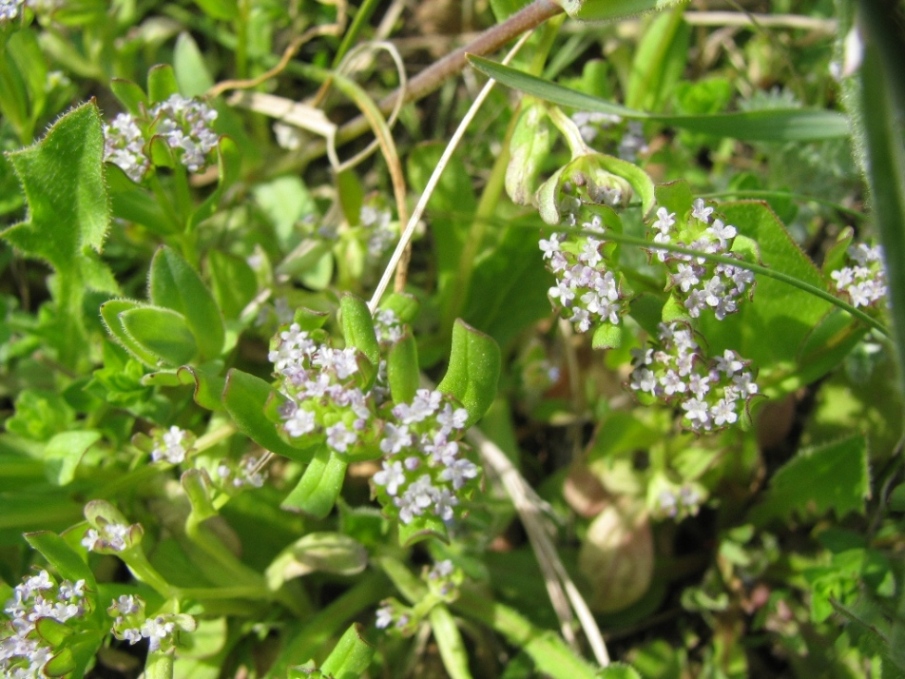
[234,0,250,80]
[121,547,177,599]
[562,225,890,338]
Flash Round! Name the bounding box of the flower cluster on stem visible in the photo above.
[1,570,88,678]
[103,94,219,182]
[539,213,629,334]
[108,595,195,652]
[630,322,758,433]
[269,311,481,529]
[648,199,755,320]
[150,425,194,465]
[830,243,887,309]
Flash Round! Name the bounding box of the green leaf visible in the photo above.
[340,294,380,367]
[281,447,347,518]
[177,364,225,410]
[148,246,225,360]
[110,78,148,117]
[173,32,214,97]
[147,64,179,104]
[626,6,689,112]
[119,306,198,366]
[855,1,905,402]
[429,605,472,679]
[43,430,102,486]
[266,532,368,589]
[468,56,850,142]
[42,647,76,677]
[222,369,312,461]
[208,250,257,321]
[24,530,96,586]
[438,320,501,427]
[319,624,374,679]
[1,102,109,368]
[192,0,239,20]
[387,334,420,405]
[592,322,622,349]
[506,101,554,205]
[35,617,74,646]
[749,434,870,525]
[101,299,163,367]
[0,29,47,143]
[462,218,553,348]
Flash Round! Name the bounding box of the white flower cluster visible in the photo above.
[1,570,87,678]
[372,388,478,525]
[0,0,24,21]
[216,454,267,489]
[103,113,149,182]
[539,214,627,334]
[109,594,194,652]
[269,316,481,527]
[103,94,219,182]
[630,322,758,433]
[152,94,219,172]
[375,600,411,631]
[830,243,887,308]
[81,520,134,553]
[373,308,405,345]
[271,324,371,455]
[657,485,703,519]
[151,425,192,464]
[649,199,755,320]
[360,204,396,258]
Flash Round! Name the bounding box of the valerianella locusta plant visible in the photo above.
[1,570,89,678]
[269,311,482,534]
[540,213,629,337]
[629,322,758,433]
[150,94,219,173]
[103,113,149,182]
[102,94,219,181]
[830,243,888,309]
[648,199,756,320]
[108,595,195,653]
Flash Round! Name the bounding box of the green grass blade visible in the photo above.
[469,56,850,141]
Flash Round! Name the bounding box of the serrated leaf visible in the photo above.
[120,306,198,366]
[749,434,870,525]
[438,320,501,427]
[469,56,850,142]
[222,369,312,461]
[148,246,225,359]
[1,103,109,368]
